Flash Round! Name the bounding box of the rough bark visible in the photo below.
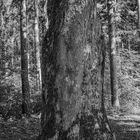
[0,2,6,75]
[20,0,30,115]
[107,0,120,108]
[40,0,115,139]
[137,0,140,29]
[34,0,42,91]
[0,40,5,75]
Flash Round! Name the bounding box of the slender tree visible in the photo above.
[0,1,6,75]
[34,0,42,91]
[39,0,115,139]
[137,0,140,29]
[107,0,120,108]
[20,0,30,115]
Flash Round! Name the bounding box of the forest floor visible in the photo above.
[109,114,140,140]
[0,114,40,140]
[0,114,140,140]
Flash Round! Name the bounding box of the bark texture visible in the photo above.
[20,0,30,115]
[34,0,42,91]
[40,0,115,139]
[138,0,140,29]
[0,2,6,75]
[107,0,120,108]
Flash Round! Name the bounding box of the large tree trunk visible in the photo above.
[34,0,42,91]
[20,0,30,115]
[107,0,120,108]
[40,0,115,139]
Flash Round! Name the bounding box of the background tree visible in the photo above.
[20,0,30,115]
[34,0,42,91]
[0,1,6,76]
[137,0,140,29]
[107,0,120,108]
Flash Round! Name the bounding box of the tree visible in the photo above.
[0,1,6,75]
[39,0,115,139]
[20,0,30,115]
[137,0,140,29]
[34,0,42,91]
[107,0,120,108]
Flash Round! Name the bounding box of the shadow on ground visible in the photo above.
[109,114,140,140]
[1,114,140,140]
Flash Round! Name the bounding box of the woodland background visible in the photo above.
[0,0,140,140]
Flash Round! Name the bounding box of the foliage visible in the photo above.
[0,116,40,140]
[119,49,140,113]
[97,0,140,113]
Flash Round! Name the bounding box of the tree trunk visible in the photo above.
[137,0,140,45]
[0,41,5,75]
[20,0,30,115]
[34,0,42,91]
[44,0,48,30]
[107,0,120,108]
[137,0,140,29]
[0,3,6,75]
[39,0,115,139]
